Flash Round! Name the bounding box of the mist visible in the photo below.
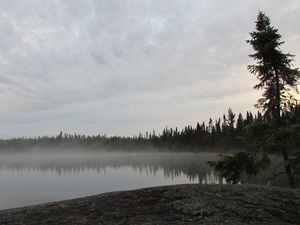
[0,151,218,210]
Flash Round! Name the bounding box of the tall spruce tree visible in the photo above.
[208,11,300,188]
[247,11,300,188]
[247,11,300,126]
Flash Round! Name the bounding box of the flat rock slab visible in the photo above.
[0,184,299,225]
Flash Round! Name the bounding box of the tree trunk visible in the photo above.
[282,150,296,188]
[274,69,281,127]
[274,69,296,188]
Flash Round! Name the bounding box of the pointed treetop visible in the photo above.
[256,11,271,31]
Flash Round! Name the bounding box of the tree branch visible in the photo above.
[265,171,286,185]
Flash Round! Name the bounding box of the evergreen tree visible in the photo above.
[247,11,300,125]
[208,118,213,133]
[236,113,244,134]
[247,11,300,188]
[222,114,227,134]
[209,11,300,188]
[215,118,222,135]
[227,108,235,134]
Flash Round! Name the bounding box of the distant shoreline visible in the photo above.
[0,184,299,225]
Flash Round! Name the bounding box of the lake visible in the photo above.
[0,151,291,210]
[0,152,220,210]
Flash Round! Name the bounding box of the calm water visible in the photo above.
[0,151,291,210]
[0,152,222,210]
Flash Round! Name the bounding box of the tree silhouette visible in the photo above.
[247,11,300,126]
[209,11,300,188]
[247,11,300,188]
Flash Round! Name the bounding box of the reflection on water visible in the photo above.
[0,151,293,210]
[0,152,217,181]
[0,152,220,210]
[202,171,226,184]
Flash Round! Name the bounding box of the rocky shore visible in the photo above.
[0,184,299,225]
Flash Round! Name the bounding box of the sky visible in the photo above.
[0,0,299,138]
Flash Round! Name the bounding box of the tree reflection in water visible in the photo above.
[0,152,219,183]
[0,151,291,186]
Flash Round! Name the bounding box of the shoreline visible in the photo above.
[0,184,299,225]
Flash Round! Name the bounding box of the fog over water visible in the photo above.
[0,151,220,210]
[0,151,292,210]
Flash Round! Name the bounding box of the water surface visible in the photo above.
[0,151,291,210]
[0,152,220,210]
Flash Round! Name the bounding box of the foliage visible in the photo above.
[209,11,300,188]
[0,108,257,152]
[247,11,300,125]
[207,152,259,184]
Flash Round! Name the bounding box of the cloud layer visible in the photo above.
[0,0,299,137]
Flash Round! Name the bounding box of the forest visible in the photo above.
[0,109,271,151]
[0,106,298,152]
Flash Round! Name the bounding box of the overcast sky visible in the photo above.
[0,0,299,138]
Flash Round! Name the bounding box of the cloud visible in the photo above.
[0,0,299,137]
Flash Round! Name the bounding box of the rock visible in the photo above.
[0,184,299,225]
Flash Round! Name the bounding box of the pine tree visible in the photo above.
[227,108,235,134]
[247,11,300,188]
[215,118,222,135]
[247,11,300,126]
[209,11,300,188]
[236,113,244,134]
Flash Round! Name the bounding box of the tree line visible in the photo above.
[0,108,261,151]
[0,104,299,153]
